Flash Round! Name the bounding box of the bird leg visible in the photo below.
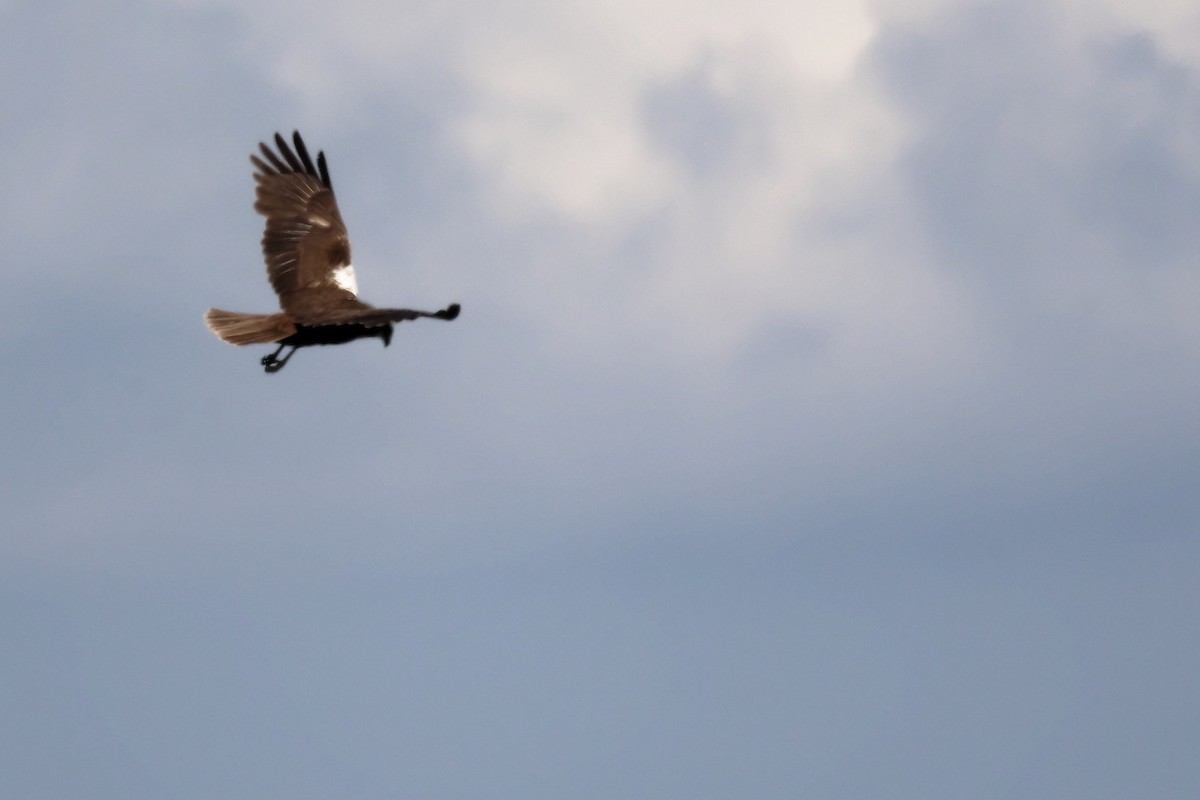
[261,343,296,373]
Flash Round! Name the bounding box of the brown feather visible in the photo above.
[204,308,296,345]
[251,132,355,319]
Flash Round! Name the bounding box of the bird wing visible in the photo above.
[305,303,462,328]
[251,131,365,323]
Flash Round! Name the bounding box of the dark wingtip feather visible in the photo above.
[249,154,275,178]
[274,132,303,172]
[256,140,287,173]
[437,303,461,320]
[317,151,332,189]
[291,131,319,178]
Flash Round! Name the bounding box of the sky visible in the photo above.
[1,0,1198,796]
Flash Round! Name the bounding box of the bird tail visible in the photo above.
[204,308,295,345]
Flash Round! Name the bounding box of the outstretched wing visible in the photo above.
[313,303,462,327]
[251,131,365,322]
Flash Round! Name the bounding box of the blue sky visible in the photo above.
[2,0,1198,797]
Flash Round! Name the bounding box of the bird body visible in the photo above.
[205,131,459,372]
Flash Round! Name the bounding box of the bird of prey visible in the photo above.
[205,131,460,373]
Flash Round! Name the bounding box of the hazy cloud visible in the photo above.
[1,0,1196,796]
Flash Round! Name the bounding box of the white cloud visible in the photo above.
[448,0,876,224]
[180,0,875,222]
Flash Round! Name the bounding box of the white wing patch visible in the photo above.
[331,263,358,296]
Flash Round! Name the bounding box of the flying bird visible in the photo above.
[205,131,460,373]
